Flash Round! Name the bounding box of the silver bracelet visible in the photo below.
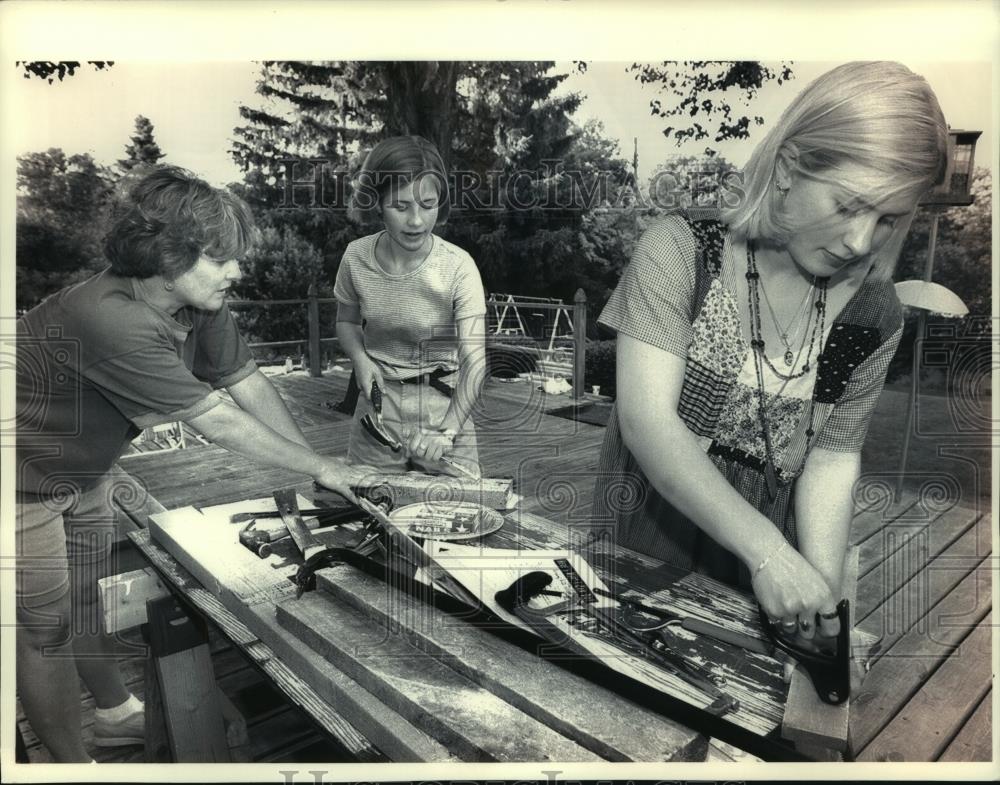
[752,539,788,580]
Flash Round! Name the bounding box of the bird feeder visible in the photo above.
[920,130,981,207]
[894,129,980,501]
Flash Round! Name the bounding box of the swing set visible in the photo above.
[486,293,576,368]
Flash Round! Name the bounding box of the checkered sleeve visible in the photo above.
[597,216,697,358]
[815,323,903,452]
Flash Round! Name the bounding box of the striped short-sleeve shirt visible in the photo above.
[334,232,487,380]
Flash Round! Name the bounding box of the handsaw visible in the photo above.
[355,497,482,609]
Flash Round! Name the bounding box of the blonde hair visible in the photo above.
[722,61,948,279]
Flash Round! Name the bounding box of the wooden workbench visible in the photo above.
[134,485,826,763]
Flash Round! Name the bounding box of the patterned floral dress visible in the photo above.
[592,210,903,586]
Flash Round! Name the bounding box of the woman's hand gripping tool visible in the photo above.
[360,379,403,451]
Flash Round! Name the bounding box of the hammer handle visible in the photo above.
[274,489,327,560]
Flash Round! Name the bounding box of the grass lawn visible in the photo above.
[545,382,993,512]
[862,384,993,510]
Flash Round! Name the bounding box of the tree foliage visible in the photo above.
[629,61,793,151]
[887,167,992,383]
[17,61,114,83]
[230,61,602,313]
[118,115,165,172]
[16,149,115,309]
[646,153,738,211]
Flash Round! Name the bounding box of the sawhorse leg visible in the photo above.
[143,595,231,762]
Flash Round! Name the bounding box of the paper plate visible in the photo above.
[388,501,504,541]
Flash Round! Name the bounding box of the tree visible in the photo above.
[17,61,114,83]
[118,115,165,171]
[231,61,384,196]
[16,149,115,309]
[231,61,590,299]
[230,62,644,343]
[646,153,738,212]
[628,61,793,152]
[887,167,992,383]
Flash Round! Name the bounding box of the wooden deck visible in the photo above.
[16,369,993,764]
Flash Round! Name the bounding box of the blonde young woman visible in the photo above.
[593,62,948,646]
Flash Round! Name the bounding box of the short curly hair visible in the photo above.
[104,165,257,280]
[348,135,451,226]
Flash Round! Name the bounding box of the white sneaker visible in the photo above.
[93,705,144,747]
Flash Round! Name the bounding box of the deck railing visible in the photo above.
[228,286,590,397]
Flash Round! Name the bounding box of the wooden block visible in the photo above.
[146,595,230,762]
[99,567,170,634]
[314,564,706,762]
[319,472,515,510]
[277,591,600,762]
[781,546,861,755]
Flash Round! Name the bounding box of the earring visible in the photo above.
[163,281,175,292]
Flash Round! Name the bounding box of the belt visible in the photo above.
[398,368,455,398]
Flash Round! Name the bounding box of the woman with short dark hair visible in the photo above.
[15,165,363,762]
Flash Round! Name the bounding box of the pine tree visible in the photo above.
[229,61,633,327]
[118,115,165,171]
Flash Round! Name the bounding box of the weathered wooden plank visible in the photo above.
[620,571,786,735]
[780,546,860,755]
[276,591,601,762]
[857,615,992,762]
[99,567,170,633]
[138,515,456,761]
[314,564,706,762]
[857,514,990,660]
[850,559,993,754]
[938,691,993,762]
[493,510,789,739]
[857,506,983,623]
[317,472,516,510]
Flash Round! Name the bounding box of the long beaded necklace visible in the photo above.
[746,241,828,498]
